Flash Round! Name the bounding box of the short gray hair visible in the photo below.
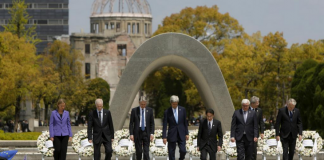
[139,96,147,102]
[241,99,250,105]
[170,95,179,103]
[288,98,297,106]
[95,99,103,105]
[250,96,259,104]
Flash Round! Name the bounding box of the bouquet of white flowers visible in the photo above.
[186,129,200,157]
[150,129,168,157]
[296,131,323,157]
[37,131,54,157]
[222,131,237,157]
[72,129,94,157]
[112,129,135,157]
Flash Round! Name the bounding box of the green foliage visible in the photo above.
[0,32,38,130]
[3,0,40,44]
[291,60,324,137]
[143,67,203,118]
[74,78,111,117]
[0,131,41,140]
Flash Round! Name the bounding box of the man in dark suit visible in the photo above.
[197,109,223,160]
[88,99,114,160]
[250,96,265,160]
[231,99,258,160]
[129,96,155,160]
[163,95,189,160]
[275,98,302,160]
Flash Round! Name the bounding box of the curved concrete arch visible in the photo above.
[109,33,235,132]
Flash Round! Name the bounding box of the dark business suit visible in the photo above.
[129,106,155,160]
[197,119,223,160]
[250,107,264,160]
[231,109,258,160]
[88,109,114,160]
[275,107,302,160]
[163,106,189,160]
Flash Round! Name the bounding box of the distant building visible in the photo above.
[0,0,69,54]
[70,0,152,111]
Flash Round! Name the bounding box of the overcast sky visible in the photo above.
[70,0,324,46]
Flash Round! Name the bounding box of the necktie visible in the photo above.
[243,111,247,123]
[98,111,102,125]
[208,121,211,135]
[174,108,178,124]
[141,109,145,131]
[289,111,293,121]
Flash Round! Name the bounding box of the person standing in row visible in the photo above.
[129,96,155,160]
[197,108,223,160]
[250,96,264,160]
[275,98,303,160]
[88,99,114,160]
[231,99,258,160]
[162,95,189,160]
[49,99,73,160]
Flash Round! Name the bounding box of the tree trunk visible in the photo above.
[14,95,22,132]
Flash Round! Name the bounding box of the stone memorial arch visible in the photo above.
[109,33,235,132]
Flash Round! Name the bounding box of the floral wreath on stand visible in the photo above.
[186,129,200,157]
[72,129,94,157]
[222,131,237,157]
[149,129,168,157]
[37,131,54,157]
[296,131,323,157]
[112,129,135,157]
[257,129,283,156]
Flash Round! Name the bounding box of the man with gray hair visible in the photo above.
[275,98,302,160]
[129,96,155,160]
[249,96,264,160]
[88,98,114,160]
[162,95,189,160]
[231,99,258,160]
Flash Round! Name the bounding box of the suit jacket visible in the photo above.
[250,107,265,134]
[129,106,155,140]
[49,110,73,138]
[275,107,303,139]
[162,106,189,142]
[231,109,258,141]
[197,118,223,152]
[87,109,114,144]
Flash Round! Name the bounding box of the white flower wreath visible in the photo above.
[112,129,135,157]
[37,131,54,157]
[222,131,237,157]
[257,129,283,156]
[296,131,323,157]
[186,129,200,157]
[150,129,168,156]
[72,129,94,157]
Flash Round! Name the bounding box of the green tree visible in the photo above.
[154,5,244,54]
[4,0,40,44]
[42,40,84,120]
[291,59,324,136]
[83,78,110,115]
[0,32,38,130]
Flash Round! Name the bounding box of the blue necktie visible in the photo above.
[174,108,178,124]
[141,109,145,131]
[289,111,293,121]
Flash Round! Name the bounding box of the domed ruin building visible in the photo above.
[70,0,152,110]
